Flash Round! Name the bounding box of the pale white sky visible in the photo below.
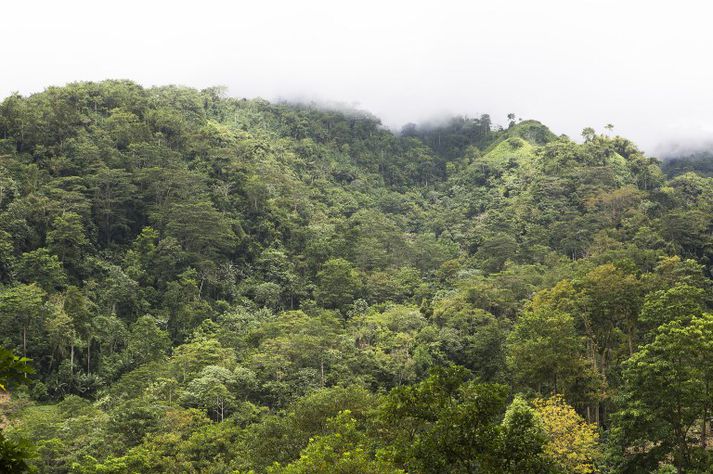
[3,0,713,154]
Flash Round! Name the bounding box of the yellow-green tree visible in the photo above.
[268,410,403,474]
[533,396,600,474]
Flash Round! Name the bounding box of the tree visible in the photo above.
[0,231,15,284]
[160,201,237,264]
[586,185,642,228]
[45,296,80,373]
[62,286,95,373]
[506,308,585,395]
[581,127,596,142]
[105,108,149,149]
[432,297,506,381]
[89,167,136,246]
[0,283,46,356]
[610,313,713,472]
[15,248,66,291]
[0,347,34,473]
[350,305,430,386]
[638,284,705,340]
[125,315,171,368]
[499,396,550,473]
[88,259,143,320]
[578,264,642,366]
[315,258,362,313]
[268,411,404,474]
[46,212,88,274]
[181,365,237,421]
[254,246,301,309]
[169,338,237,384]
[533,396,601,474]
[660,209,712,261]
[379,366,508,473]
[0,346,33,392]
[473,233,518,273]
[162,268,215,342]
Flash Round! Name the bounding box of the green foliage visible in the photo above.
[125,315,171,368]
[379,366,508,472]
[16,248,66,291]
[0,283,46,356]
[499,395,550,473]
[0,431,33,474]
[610,313,713,472]
[506,308,586,395]
[534,395,601,474]
[0,346,33,392]
[268,411,403,474]
[1,80,712,473]
[0,346,34,472]
[315,258,362,313]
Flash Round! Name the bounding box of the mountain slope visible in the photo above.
[1,81,712,473]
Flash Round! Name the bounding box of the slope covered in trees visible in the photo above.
[1,80,713,472]
[662,149,713,178]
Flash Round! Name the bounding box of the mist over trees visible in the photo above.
[1,80,713,472]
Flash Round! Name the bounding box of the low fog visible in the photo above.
[3,0,713,156]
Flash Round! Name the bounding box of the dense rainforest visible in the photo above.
[0,80,712,473]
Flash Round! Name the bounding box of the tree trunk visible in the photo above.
[217,397,224,422]
[627,326,634,356]
[702,406,707,449]
[599,350,608,426]
[600,349,607,377]
[106,214,111,246]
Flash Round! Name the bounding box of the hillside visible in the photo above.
[662,149,713,177]
[1,81,713,473]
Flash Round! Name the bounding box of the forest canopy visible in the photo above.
[1,80,712,473]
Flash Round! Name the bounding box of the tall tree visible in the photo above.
[0,283,46,356]
[611,313,713,472]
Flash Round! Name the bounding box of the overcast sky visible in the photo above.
[3,0,713,155]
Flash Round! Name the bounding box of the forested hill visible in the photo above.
[1,80,713,473]
[662,149,713,178]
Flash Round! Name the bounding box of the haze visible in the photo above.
[3,0,713,155]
